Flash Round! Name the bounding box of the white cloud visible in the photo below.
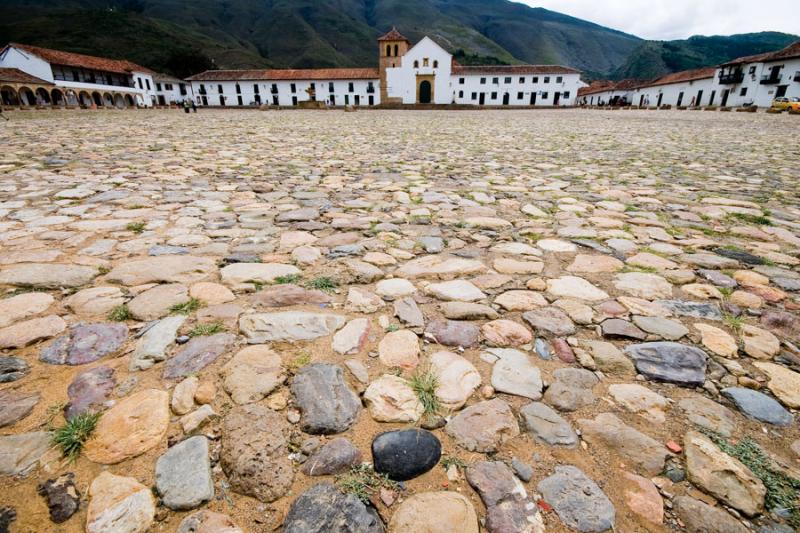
[519,0,800,40]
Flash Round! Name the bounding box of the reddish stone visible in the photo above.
[666,441,682,454]
[552,339,576,363]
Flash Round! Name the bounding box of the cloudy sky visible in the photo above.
[521,0,800,40]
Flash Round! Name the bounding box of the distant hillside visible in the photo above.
[0,1,796,80]
[0,0,641,76]
[611,32,800,80]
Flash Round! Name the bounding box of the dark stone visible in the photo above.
[601,319,647,340]
[302,438,361,476]
[163,333,235,380]
[538,465,615,533]
[571,239,614,255]
[37,473,80,524]
[511,457,533,482]
[424,319,480,347]
[466,461,541,533]
[39,323,128,365]
[0,507,16,533]
[522,307,576,337]
[722,387,793,426]
[222,253,261,265]
[328,244,365,259]
[656,300,722,321]
[291,363,361,434]
[0,357,29,383]
[625,342,707,387]
[283,483,384,533]
[64,366,115,420]
[713,247,765,265]
[372,429,441,481]
[0,390,39,428]
[250,284,331,308]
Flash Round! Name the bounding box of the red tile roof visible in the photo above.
[644,67,716,88]
[452,64,580,75]
[378,28,410,42]
[722,41,800,66]
[6,43,152,75]
[186,68,379,81]
[0,67,53,85]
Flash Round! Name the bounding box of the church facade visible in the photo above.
[185,28,582,108]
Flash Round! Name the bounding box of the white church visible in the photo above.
[185,28,582,108]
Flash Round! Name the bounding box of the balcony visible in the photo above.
[760,73,782,85]
[718,71,744,84]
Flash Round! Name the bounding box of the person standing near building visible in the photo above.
[183,99,191,113]
[192,100,197,113]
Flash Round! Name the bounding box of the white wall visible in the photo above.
[631,77,717,107]
[453,72,580,106]
[190,79,380,107]
[385,37,453,104]
[154,81,192,105]
[718,58,800,107]
[0,46,54,82]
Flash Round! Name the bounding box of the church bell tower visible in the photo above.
[378,27,409,103]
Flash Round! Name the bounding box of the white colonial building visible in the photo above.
[186,28,581,107]
[579,41,800,109]
[0,42,162,108]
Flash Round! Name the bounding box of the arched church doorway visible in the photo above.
[419,80,431,104]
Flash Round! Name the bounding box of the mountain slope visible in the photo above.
[0,0,642,75]
[611,32,800,80]
[0,0,796,81]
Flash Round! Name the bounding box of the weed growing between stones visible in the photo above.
[729,212,773,226]
[440,456,467,470]
[335,464,398,503]
[171,298,201,315]
[107,304,131,321]
[305,276,338,292]
[409,370,440,417]
[126,221,146,234]
[287,352,312,373]
[51,412,101,461]
[273,274,301,285]
[702,430,800,527]
[188,322,225,337]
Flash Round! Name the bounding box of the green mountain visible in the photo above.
[611,32,800,80]
[0,0,797,80]
[0,0,641,76]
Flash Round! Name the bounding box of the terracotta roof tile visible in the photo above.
[186,68,379,82]
[7,43,151,75]
[0,67,53,85]
[378,28,410,42]
[644,67,716,88]
[452,64,580,75]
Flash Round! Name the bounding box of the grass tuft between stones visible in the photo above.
[335,464,398,503]
[305,276,338,292]
[409,370,441,418]
[188,321,225,337]
[171,298,202,315]
[51,412,101,462]
[273,273,301,285]
[126,221,146,234]
[702,429,800,527]
[107,304,131,321]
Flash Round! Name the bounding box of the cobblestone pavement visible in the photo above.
[1,108,799,533]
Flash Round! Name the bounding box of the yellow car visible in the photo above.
[771,97,800,110]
